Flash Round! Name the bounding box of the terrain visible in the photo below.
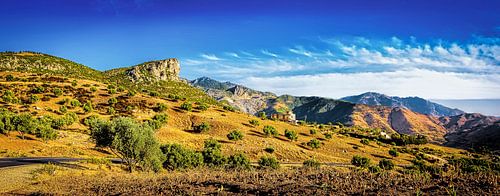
[0,51,498,195]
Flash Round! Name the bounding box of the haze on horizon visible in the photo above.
[1,0,499,100]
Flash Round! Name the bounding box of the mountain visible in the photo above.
[341,92,464,116]
[191,77,451,142]
[439,113,500,151]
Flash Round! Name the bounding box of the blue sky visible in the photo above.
[1,0,499,99]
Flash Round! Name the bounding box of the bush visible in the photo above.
[59,105,68,114]
[258,156,279,169]
[227,153,251,170]
[53,88,63,97]
[107,107,115,115]
[31,86,45,94]
[70,99,81,107]
[90,86,97,92]
[127,90,136,97]
[27,94,39,104]
[161,144,203,170]
[196,103,209,111]
[149,91,159,97]
[360,138,370,145]
[263,125,278,137]
[391,134,428,146]
[2,90,17,103]
[249,119,260,126]
[309,129,317,135]
[223,105,236,112]
[258,112,266,119]
[145,113,168,130]
[369,165,382,173]
[90,117,164,172]
[307,139,321,149]
[108,97,118,105]
[193,122,210,133]
[83,101,93,113]
[35,126,58,141]
[117,86,125,92]
[180,102,192,111]
[379,159,394,170]
[71,80,77,87]
[324,132,332,139]
[202,138,226,167]
[351,155,371,168]
[156,103,168,112]
[389,148,399,157]
[284,129,298,141]
[108,89,117,94]
[264,146,275,153]
[303,158,321,169]
[5,74,15,81]
[227,130,244,141]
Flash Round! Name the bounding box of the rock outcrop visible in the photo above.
[126,58,180,82]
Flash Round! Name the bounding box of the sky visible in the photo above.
[1,0,499,99]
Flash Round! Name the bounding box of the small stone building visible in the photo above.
[271,111,297,124]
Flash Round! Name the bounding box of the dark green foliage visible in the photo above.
[202,138,226,167]
[180,102,192,111]
[108,97,118,105]
[307,139,321,149]
[59,105,68,114]
[360,138,370,145]
[70,99,81,107]
[31,86,45,93]
[51,112,78,129]
[391,134,428,146]
[89,117,164,172]
[258,156,279,169]
[258,112,266,119]
[145,113,168,130]
[263,125,278,137]
[324,132,332,139]
[156,103,168,112]
[83,115,100,127]
[90,86,97,92]
[193,122,210,133]
[27,94,39,104]
[369,165,382,173]
[223,105,236,112]
[379,159,394,170]
[2,90,17,103]
[71,80,77,87]
[53,88,63,97]
[149,91,159,97]
[389,148,399,157]
[264,146,275,153]
[107,107,115,115]
[5,74,15,81]
[83,101,93,113]
[309,129,317,135]
[249,119,260,126]
[351,155,371,168]
[227,130,244,141]
[160,144,203,170]
[0,111,58,141]
[117,86,125,92]
[303,158,321,169]
[108,89,117,94]
[284,129,298,141]
[127,90,136,96]
[35,125,58,141]
[227,153,251,170]
[195,103,209,111]
[448,157,500,173]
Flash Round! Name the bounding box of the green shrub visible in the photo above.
[227,153,251,170]
[70,99,81,107]
[307,139,321,149]
[107,107,115,115]
[202,138,226,167]
[309,129,317,135]
[90,86,97,92]
[258,156,279,169]
[59,105,68,114]
[264,146,275,153]
[180,102,192,111]
[249,119,260,126]
[108,89,117,94]
[27,94,39,104]
[127,90,136,96]
[223,105,236,112]
[83,101,93,113]
[379,159,394,170]
[161,144,203,170]
[324,132,332,139]
[5,74,15,81]
[35,126,58,141]
[145,113,168,130]
[389,148,399,157]
[303,158,321,169]
[351,155,371,168]
[108,97,118,105]
[149,91,159,97]
[227,130,244,141]
[2,90,17,103]
[117,86,125,92]
[53,88,63,97]
[258,112,266,119]
[31,86,45,94]
[263,125,278,137]
[71,80,77,87]
[193,122,211,133]
[360,138,370,145]
[156,103,168,112]
[369,165,382,173]
[90,117,164,172]
[284,129,298,141]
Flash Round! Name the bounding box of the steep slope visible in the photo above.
[341,92,464,116]
[440,113,500,151]
[0,51,104,80]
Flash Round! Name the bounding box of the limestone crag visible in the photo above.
[127,58,180,82]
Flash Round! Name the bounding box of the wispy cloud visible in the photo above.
[225,52,240,58]
[288,46,313,57]
[200,53,222,61]
[261,50,279,57]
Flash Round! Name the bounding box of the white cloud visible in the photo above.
[225,52,240,58]
[288,46,313,57]
[200,53,222,61]
[261,50,279,57]
[240,69,500,99]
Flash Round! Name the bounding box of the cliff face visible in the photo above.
[126,58,180,82]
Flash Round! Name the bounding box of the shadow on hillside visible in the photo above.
[371,154,392,159]
[297,144,310,151]
[299,133,309,137]
[249,130,264,137]
[217,139,232,144]
[242,123,253,128]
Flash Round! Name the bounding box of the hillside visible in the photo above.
[440,113,500,151]
[341,92,464,116]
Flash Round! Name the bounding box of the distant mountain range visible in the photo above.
[341,92,464,116]
[191,77,500,151]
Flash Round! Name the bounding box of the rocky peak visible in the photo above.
[127,58,180,82]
